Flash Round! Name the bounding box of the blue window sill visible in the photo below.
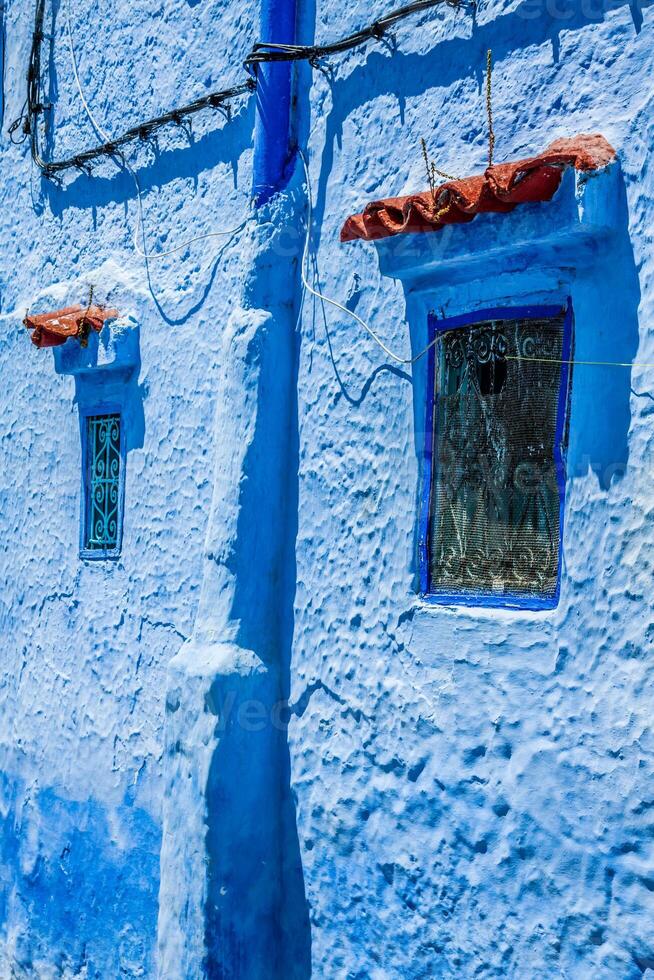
[419,590,560,613]
[80,547,122,562]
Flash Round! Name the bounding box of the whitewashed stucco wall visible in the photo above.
[292,1,654,977]
[0,0,257,975]
[0,0,652,976]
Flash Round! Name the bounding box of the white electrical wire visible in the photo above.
[66,5,437,357]
[298,149,441,367]
[65,0,248,262]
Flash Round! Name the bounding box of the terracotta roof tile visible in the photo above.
[340,134,616,243]
[24,304,120,349]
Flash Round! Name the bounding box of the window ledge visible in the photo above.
[54,314,139,377]
[373,164,621,287]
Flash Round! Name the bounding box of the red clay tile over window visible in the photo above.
[24,304,120,349]
[340,134,616,243]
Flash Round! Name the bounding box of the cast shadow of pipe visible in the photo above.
[203,687,311,980]
[202,315,311,978]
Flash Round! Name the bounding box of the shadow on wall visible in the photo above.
[38,98,255,217]
[29,0,255,216]
[54,322,146,453]
[43,0,61,168]
[200,275,311,974]
[311,0,650,251]
[196,0,316,963]
[73,368,146,454]
[566,168,641,490]
[0,776,160,977]
[0,0,5,132]
[203,677,311,980]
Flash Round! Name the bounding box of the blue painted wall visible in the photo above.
[0,0,258,973]
[0,0,653,976]
[291,2,654,976]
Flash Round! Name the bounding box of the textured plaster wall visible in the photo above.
[0,0,653,977]
[291,0,654,978]
[0,0,256,974]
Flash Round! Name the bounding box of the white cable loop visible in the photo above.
[67,5,437,356]
[298,149,441,367]
[65,0,248,262]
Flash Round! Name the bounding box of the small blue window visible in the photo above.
[81,412,124,558]
[419,303,574,610]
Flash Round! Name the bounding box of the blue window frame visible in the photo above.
[419,302,574,610]
[81,411,125,559]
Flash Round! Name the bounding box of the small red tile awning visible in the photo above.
[340,134,616,243]
[24,304,119,349]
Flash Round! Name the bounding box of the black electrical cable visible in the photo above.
[22,0,256,177]
[16,0,462,179]
[245,0,460,66]
[34,78,257,176]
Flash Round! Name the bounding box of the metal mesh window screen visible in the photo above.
[427,312,569,602]
[84,414,122,552]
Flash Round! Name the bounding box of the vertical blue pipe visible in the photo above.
[0,0,5,131]
[252,0,299,205]
[159,5,305,977]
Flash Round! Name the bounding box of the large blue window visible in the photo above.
[81,412,124,558]
[419,303,574,610]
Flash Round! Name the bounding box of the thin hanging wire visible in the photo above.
[486,48,495,167]
[65,0,249,262]
[20,0,463,179]
[505,353,654,368]
[299,149,441,366]
[300,46,498,363]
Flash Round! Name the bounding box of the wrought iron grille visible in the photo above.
[84,413,121,552]
[427,313,569,601]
